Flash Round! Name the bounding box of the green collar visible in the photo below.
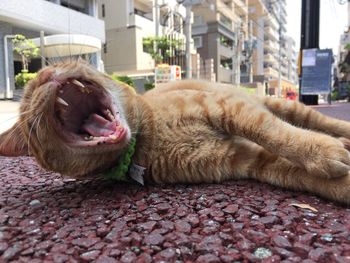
[103,137,137,181]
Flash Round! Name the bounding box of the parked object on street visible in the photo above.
[286,90,297,100]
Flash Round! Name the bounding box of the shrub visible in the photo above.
[15,71,37,88]
[111,74,135,88]
[144,82,155,91]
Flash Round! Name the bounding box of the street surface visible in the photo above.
[0,101,349,262]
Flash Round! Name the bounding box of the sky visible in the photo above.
[285,0,348,55]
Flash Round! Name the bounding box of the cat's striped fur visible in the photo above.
[1,61,350,204]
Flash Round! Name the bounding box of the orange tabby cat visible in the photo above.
[1,61,350,204]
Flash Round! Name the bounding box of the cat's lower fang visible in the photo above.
[109,134,117,140]
[106,109,115,121]
[84,135,94,141]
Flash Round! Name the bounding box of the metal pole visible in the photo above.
[277,3,282,98]
[153,0,160,66]
[40,31,46,68]
[155,0,159,37]
[185,4,192,78]
[248,19,253,83]
[300,0,320,105]
[4,35,16,99]
[232,22,242,87]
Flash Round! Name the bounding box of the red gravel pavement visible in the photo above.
[1,103,350,263]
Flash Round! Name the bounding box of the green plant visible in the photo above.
[15,71,37,88]
[111,74,135,88]
[331,90,338,101]
[12,34,39,71]
[143,36,183,64]
[144,82,155,91]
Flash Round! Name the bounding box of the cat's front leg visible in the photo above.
[215,100,350,179]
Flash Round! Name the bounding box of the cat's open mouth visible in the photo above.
[53,78,126,146]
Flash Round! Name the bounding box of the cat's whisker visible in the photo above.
[27,113,41,155]
[35,113,44,150]
[37,53,53,67]
[56,97,69,106]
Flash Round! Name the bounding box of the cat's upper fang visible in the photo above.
[56,97,69,106]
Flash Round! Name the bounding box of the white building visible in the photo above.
[97,0,188,88]
[0,0,105,99]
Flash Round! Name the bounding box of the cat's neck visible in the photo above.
[127,95,155,167]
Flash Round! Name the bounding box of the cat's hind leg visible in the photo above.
[213,97,350,179]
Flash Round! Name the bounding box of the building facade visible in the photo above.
[192,0,249,84]
[97,0,192,88]
[191,0,297,94]
[247,0,297,96]
[337,0,350,81]
[0,0,105,99]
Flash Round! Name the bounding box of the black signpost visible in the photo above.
[300,49,333,101]
[299,0,320,105]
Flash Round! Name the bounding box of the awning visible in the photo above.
[31,34,101,58]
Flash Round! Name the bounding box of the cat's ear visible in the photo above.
[0,122,29,156]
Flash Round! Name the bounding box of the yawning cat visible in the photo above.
[1,61,350,204]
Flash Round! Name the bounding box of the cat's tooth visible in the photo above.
[106,109,115,120]
[109,134,117,140]
[72,79,85,88]
[56,97,69,106]
[84,135,94,141]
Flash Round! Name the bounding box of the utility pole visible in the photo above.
[299,0,320,105]
[154,0,160,38]
[180,0,202,78]
[184,3,192,78]
[40,31,46,68]
[153,0,160,64]
[232,22,242,87]
[248,19,254,83]
[277,2,282,98]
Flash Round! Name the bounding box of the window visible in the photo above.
[193,36,202,48]
[193,15,203,26]
[219,13,232,30]
[103,43,107,54]
[102,4,105,17]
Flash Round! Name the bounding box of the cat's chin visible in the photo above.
[51,76,130,148]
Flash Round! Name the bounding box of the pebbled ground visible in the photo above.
[0,102,350,263]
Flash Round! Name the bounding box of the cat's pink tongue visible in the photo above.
[81,113,116,137]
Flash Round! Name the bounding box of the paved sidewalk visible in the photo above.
[0,101,349,262]
[0,100,20,133]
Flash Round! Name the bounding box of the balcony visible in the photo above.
[264,39,279,52]
[218,66,233,83]
[130,13,155,35]
[264,67,279,78]
[264,54,276,64]
[265,27,279,41]
[0,0,105,42]
[265,14,279,31]
[233,0,248,15]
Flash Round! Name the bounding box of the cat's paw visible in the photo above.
[320,173,350,205]
[339,137,350,151]
[303,137,350,179]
